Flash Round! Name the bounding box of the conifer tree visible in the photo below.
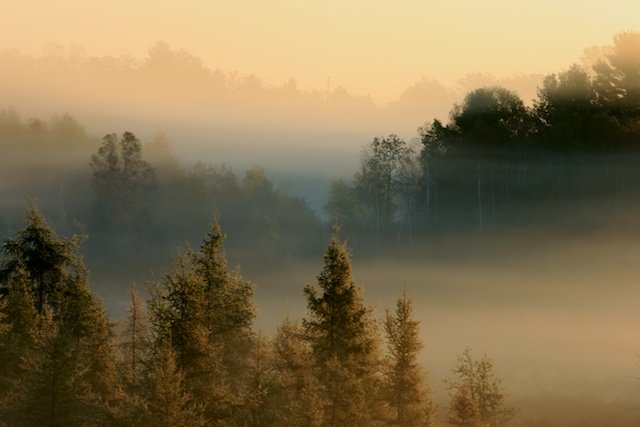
[148,220,257,425]
[148,251,228,423]
[303,231,382,426]
[383,292,434,426]
[0,205,81,315]
[448,385,483,427]
[195,220,255,390]
[447,348,515,427]
[268,319,323,427]
[0,205,121,426]
[141,345,204,427]
[120,284,149,387]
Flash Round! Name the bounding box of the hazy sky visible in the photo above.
[3,1,639,102]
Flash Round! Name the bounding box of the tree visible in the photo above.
[447,348,515,427]
[141,345,204,427]
[383,292,434,427]
[0,206,122,425]
[195,220,255,399]
[148,250,228,423]
[450,87,531,147]
[593,31,640,108]
[147,219,256,424]
[354,135,414,243]
[303,231,382,426]
[267,319,323,426]
[119,284,149,389]
[90,131,156,233]
[447,385,483,427]
[0,205,81,315]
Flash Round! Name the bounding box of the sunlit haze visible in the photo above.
[3,0,639,102]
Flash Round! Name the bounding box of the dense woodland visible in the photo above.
[2,31,640,425]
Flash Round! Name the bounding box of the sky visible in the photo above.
[3,0,639,103]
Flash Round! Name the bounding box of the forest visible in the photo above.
[2,31,640,426]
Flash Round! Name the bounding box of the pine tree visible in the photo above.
[383,292,434,426]
[447,348,515,427]
[303,231,382,426]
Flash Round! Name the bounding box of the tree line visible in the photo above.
[0,205,513,426]
[328,31,640,243]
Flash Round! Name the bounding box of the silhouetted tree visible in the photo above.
[90,131,156,234]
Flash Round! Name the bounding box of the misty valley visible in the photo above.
[3,30,640,427]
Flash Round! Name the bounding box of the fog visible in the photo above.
[3,30,640,426]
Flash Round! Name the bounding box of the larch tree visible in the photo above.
[383,292,434,427]
[447,384,483,427]
[267,318,323,427]
[141,345,204,427]
[303,231,382,426]
[447,348,515,427]
[148,250,228,424]
[0,205,120,426]
[119,284,149,394]
[147,219,256,424]
[0,205,80,315]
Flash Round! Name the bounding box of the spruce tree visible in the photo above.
[383,292,434,426]
[303,231,382,426]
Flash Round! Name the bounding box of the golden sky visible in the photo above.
[3,0,639,102]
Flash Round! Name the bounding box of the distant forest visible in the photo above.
[3,32,640,258]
